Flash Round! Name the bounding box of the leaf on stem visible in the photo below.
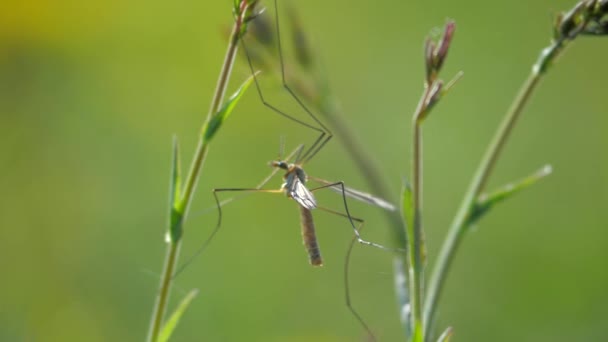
[393,257,411,338]
[158,289,200,342]
[468,164,553,226]
[202,72,258,144]
[402,180,414,230]
[436,326,454,342]
[166,137,183,244]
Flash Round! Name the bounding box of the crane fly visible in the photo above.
[251,147,395,266]
[273,158,323,265]
[196,143,396,266]
[202,143,397,342]
[182,1,400,340]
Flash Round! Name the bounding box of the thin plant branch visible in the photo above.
[146,1,257,341]
[406,21,458,341]
[423,1,607,338]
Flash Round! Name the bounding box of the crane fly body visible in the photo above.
[272,159,322,265]
[273,160,316,209]
[198,150,399,340]
[175,0,406,338]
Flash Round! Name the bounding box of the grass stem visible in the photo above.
[422,40,567,339]
[146,2,251,341]
[408,83,434,341]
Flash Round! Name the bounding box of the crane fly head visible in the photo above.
[270,160,290,170]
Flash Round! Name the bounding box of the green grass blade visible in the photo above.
[436,326,453,342]
[402,181,414,230]
[169,136,181,206]
[202,72,258,143]
[158,289,200,342]
[468,164,552,226]
[393,257,411,338]
[399,181,414,336]
[167,137,183,243]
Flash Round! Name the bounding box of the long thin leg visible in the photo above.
[271,0,333,163]
[314,206,376,341]
[242,0,333,163]
[189,144,304,219]
[172,188,283,278]
[308,175,396,212]
[310,182,405,252]
[344,225,378,342]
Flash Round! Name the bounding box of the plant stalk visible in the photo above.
[146,2,250,341]
[422,40,568,339]
[408,84,433,341]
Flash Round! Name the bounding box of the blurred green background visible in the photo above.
[1,0,607,341]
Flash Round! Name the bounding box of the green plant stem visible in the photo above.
[146,3,249,341]
[147,240,182,342]
[422,40,568,339]
[409,84,432,342]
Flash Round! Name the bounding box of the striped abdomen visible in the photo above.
[299,206,323,266]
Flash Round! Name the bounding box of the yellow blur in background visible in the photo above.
[1,0,607,341]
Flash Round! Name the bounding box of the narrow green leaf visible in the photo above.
[398,181,415,337]
[158,289,200,342]
[402,180,414,230]
[437,326,454,342]
[393,257,411,338]
[166,137,183,243]
[468,164,553,225]
[410,321,424,342]
[202,72,258,143]
[170,136,181,206]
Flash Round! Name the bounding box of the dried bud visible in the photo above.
[424,38,437,83]
[434,21,456,72]
[424,21,456,84]
[555,1,596,40]
[287,4,314,69]
[234,0,262,42]
[581,0,608,35]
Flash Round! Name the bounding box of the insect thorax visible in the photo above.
[292,165,307,184]
[281,164,308,197]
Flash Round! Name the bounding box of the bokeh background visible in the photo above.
[1,0,607,341]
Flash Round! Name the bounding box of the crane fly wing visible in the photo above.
[308,176,396,211]
[289,176,317,210]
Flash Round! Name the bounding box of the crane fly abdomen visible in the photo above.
[299,205,322,266]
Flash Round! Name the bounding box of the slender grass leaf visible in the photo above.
[166,137,184,243]
[468,164,552,226]
[410,321,424,342]
[202,72,258,143]
[402,180,414,230]
[169,136,181,207]
[393,257,411,338]
[158,289,199,342]
[437,326,454,342]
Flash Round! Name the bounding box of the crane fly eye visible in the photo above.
[270,161,288,169]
